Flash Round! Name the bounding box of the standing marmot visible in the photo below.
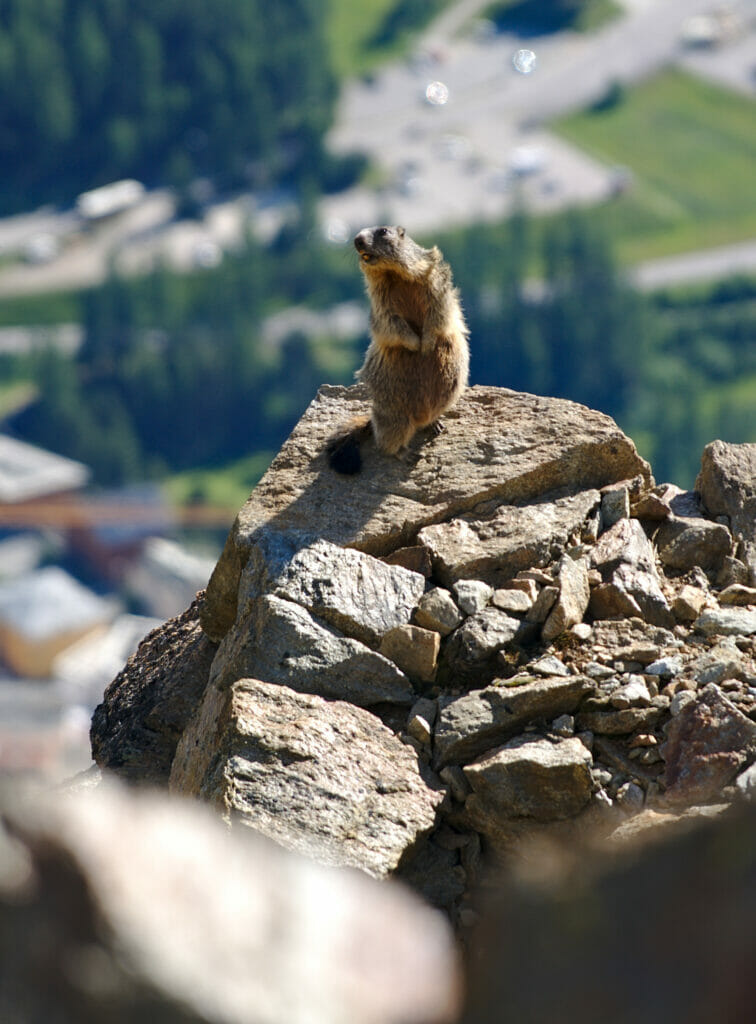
[328,225,469,474]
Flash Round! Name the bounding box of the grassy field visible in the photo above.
[554,69,756,263]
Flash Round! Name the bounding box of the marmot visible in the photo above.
[328,225,469,474]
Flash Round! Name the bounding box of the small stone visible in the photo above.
[735,763,756,800]
[384,545,433,577]
[439,765,471,802]
[552,714,575,737]
[409,697,437,730]
[717,557,751,589]
[615,781,645,811]
[645,657,683,678]
[584,661,615,680]
[630,734,657,748]
[613,644,662,666]
[673,585,708,623]
[600,486,630,530]
[571,623,592,641]
[517,568,553,586]
[693,639,744,685]
[507,577,539,601]
[413,587,463,637]
[577,731,594,752]
[670,690,697,716]
[453,579,493,615]
[542,556,590,642]
[576,707,661,735]
[655,517,732,572]
[593,788,614,812]
[407,715,432,745]
[609,676,652,709]
[380,625,440,683]
[526,585,559,624]
[719,584,756,607]
[695,607,756,637]
[530,655,569,677]
[491,588,533,614]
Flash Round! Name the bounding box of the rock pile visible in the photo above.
[91,386,756,920]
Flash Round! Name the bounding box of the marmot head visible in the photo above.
[354,225,438,276]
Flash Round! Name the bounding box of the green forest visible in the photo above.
[0,0,336,211]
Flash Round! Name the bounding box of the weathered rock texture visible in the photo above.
[201,384,651,641]
[92,385,756,927]
[0,782,458,1024]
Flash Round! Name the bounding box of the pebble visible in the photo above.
[571,623,593,641]
[584,661,615,680]
[645,656,683,678]
[615,781,645,811]
[439,765,471,802]
[491,588,532,614]
[670,690,697,716]
[551,714,575,737]
[407,714,432,746]
[414,587,463,637]
[609,676,652,709]
[453,579,493,616]
[530,655,569,677]
[735,763,756,800]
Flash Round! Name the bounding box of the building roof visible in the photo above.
[0,435,89,503]
[0,566,114,642]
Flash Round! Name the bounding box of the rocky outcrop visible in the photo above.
[92,384,756,924]
[0,781,458,1024]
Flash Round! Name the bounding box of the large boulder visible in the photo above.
[697,440,756,584]
[201,384,652,642]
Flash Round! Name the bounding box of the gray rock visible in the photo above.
[551,714,575,736]
[613,564,675,629]
[697,440,756,585]
[609,677,652,708]
[601,485,630,530]
[418,491,600,588]
[170,678,444,880]
[695,607,756,637]
[202,386,651,641]
[380,625,440,684]
[525,585,559,624]
[491,588,533,614]
[439,765,471,802]
[215,594,414,707]
[584,661,616,680]
[441,608,521,684]
[433,676,593,767]
[409,697,438,730]
[413,587,463,636]
[0,783,457,1024]
[463,735,593,821]
[670,690,697,716]
[693,639,746,685]
[542,555,590,641]
[655,516,732,572]
[576,707,661,735]
[243,534,425,648]
[591,517,657,577]
[662,683,756,805]
[452,579,493,615]
[645,657,683,678]
[530,655,570,677]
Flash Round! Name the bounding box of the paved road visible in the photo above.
[635,238,756,290]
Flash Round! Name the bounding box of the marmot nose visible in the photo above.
[354,230,369,252]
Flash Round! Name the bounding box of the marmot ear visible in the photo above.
[397,226,405,238]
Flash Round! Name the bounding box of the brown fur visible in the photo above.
[328,225,469,473]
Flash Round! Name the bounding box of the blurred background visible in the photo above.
[0,0,753,781]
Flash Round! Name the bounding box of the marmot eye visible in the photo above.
[375,227,387,237]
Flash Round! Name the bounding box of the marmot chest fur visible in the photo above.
[328,225,469,474]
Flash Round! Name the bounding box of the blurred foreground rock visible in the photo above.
[0,781,458,1024]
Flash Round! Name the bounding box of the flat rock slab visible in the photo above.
[661,683,756,805]
[170,678,444,880]
[463,735,593,821]
[417,490,600,587]
[433,675,593,768]
[243,533,425,647]
[695,606,756,637]
[202,385,651,640]
[212,594,415,707]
